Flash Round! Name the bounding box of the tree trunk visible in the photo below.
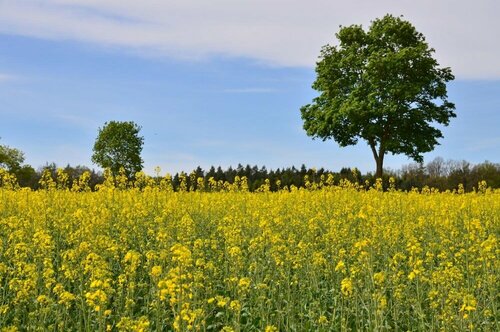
[376,154,384,179]
[369,141,385,178]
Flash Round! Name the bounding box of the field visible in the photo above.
[0,173,498,331]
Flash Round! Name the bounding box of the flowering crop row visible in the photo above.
[0,174,498,331]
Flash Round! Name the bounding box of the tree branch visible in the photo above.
[369,139,379,162]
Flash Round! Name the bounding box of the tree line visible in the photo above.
[1,158,498,192]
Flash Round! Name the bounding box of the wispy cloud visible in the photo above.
[464,137,500,152]
[222,87,279,94]
[0,73,18,83]
[0,1,499,78]
[52,112,99,131]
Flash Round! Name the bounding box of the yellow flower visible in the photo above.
[59,291,76,306]
[238,277,251,291]
[229,300,241,312]
[36,295,49,305]
[215,296,229,307]
[373,272,385,285]
[0,305,8,315]
[460,295,477,319]
[151,265,162,278]
[1,327,19,332]
[341,278,353,297]
[335,260,346,273]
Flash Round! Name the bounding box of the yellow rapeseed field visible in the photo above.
[0,170,498,331]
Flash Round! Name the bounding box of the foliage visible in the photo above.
[0,140,36,187]
[92,121,144,177]
[13,165,37,188]
[0,141,25,171]
[0,180,498,331]
[301,15,455,177]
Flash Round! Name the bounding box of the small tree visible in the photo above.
[300,14,455,178]
[0,140,25,171]
[92,121,144,177]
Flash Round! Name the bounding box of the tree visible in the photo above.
[15,165,37,188]
[92,121,144,177]
[0,140,25,171]
[300,14,455,178]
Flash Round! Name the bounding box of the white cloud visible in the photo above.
[0,0,498,78]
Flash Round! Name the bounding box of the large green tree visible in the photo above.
[300,15,455,178]
[92,121,144,177]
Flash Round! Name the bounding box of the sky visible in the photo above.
[0,0,499,174]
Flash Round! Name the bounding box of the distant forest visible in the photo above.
[4,157,499,192]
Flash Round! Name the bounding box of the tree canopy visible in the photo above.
[0,140,25,171]
[91,121,144,177]
[300,14,456,177]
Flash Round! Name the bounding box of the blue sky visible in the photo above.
[0,1,499,174]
